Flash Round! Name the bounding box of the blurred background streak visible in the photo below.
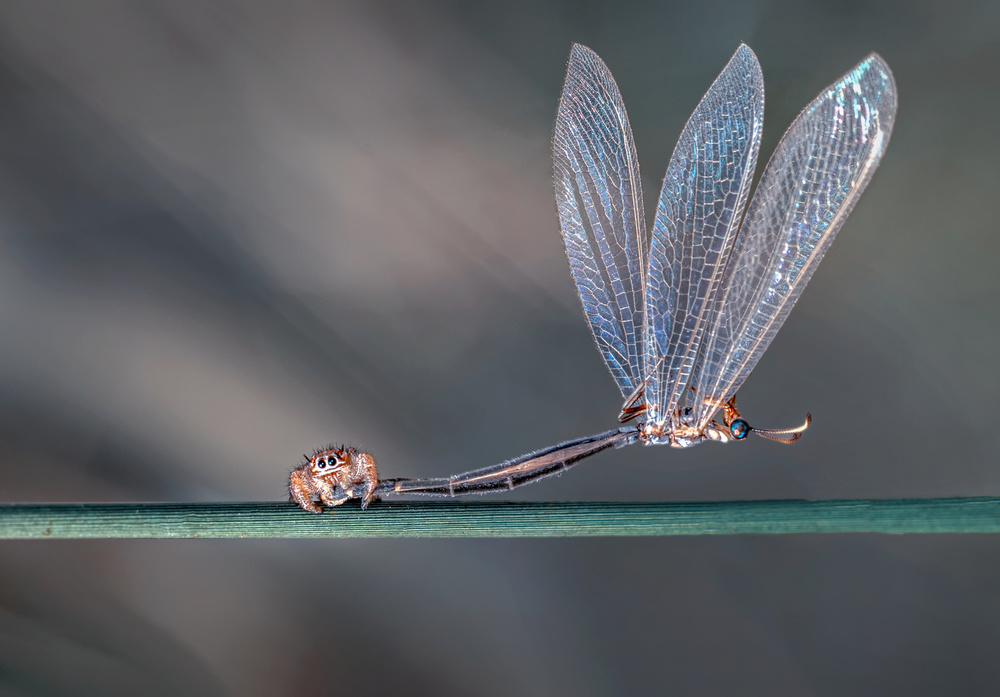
[0,0,997,694]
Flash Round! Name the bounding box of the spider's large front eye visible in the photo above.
[316,461,326,469]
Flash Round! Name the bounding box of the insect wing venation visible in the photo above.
[644,44,765,427]
[688,54,898,430]
[553,44,647,399]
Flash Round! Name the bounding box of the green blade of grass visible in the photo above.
[1,498,998,539]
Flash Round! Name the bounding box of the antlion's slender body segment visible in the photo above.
[290,42,896,512]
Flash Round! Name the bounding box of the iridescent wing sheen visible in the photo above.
[689,54,897,428]
[553,44,647,399]
[643,45,764,427]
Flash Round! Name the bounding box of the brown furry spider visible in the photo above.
[288,446,379,513]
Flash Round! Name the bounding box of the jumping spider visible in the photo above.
[288,446,379,513]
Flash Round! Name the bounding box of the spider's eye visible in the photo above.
[316,461,326,469]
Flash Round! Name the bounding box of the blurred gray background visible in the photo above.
[0,0,998,694]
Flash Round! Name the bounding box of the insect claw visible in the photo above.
[618,384,647,423]
[618,403,647,423]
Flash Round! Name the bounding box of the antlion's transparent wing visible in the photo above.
[644,45,764,427]
[689,54,897,428]
[553,44,647,398]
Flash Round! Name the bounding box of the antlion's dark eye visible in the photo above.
[730,419,750,440]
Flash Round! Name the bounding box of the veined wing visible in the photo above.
[689,54,897,428]
[643,45,764,426]
[553,44,647,399]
